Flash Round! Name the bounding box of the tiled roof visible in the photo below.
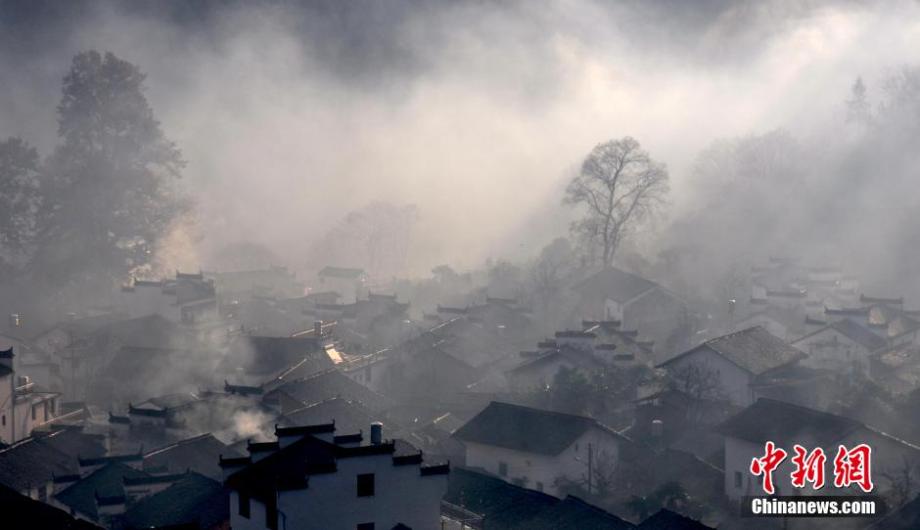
[829,318,888,351]
[0,483,101,529]
[716,398,862,448]
[638,508,713,529]
[445,467,633,529]
[507,346,605,376]
[661,326,804,375]
[573,267,658,303]
[867,493,920,529]
[269,369,392,412]
[144,433,240,480]
[55,463,149,519]
[123,472,228,530]
[0,436,77,492]
[280,397,380,437]
[454,402,617,456]
[34,428,107,460]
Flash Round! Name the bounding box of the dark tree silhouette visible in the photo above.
[36,50,187,287]
[0,137,41,272]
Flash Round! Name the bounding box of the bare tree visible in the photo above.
[670,363,725,424]
[846,76,872,128]
[529,237,576,328]
[564,137,669,267]
[881,456,920,508]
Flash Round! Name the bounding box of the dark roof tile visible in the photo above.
[661,326,804,375]
[123,472,227,530]
[716,398,861,447]
[453,402,616,456]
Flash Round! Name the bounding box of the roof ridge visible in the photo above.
[707,325,764,344]
[489,401,598,424]
[561,494,629,520]
[143,433,214,457]
[754,397,861,424]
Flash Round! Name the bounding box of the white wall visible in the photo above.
[665,348,753,407]
[0,372,12,444]
[464,426,620,497]
[230,451,447,530]
[795,329,868,373]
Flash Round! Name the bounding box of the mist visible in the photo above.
[2,0,918,278]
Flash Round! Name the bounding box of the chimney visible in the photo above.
[314,320,323,338]
[370,422,383,445]
[651,419,664,439]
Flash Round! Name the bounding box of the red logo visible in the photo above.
[833,444,873,493]
[750,441,787,494]
[750,442,873,494]
[790,445,826,489]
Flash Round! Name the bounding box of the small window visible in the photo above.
[734,471,742,488]
[31,406,36,420]
[2,415,5,426]
[357,524,375,530]
[238,493,250,518]
[498,461,508,477]
[357,473,375,497]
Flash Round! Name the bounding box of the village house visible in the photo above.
[658,326,806,408]
[582,320,656,366]
[453,401,626,497]
[869,343,920,397]
[573,267,691,358]
[0,347,62,444]
[717,398,920,501]
[118,271,221,329]
[207,265,304,302]
[222,422,448,530]
[316,266,367,303]
[444,466,637,529]
[793,318,888,373]
[505,332,607,392]
[733,306,807,342]
[109,390,277,451]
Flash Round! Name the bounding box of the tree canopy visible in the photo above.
[564,137,669,267]
[0,137,41,272]
[35,50,187,287]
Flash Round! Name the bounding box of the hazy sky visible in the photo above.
[2,0,919,274]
